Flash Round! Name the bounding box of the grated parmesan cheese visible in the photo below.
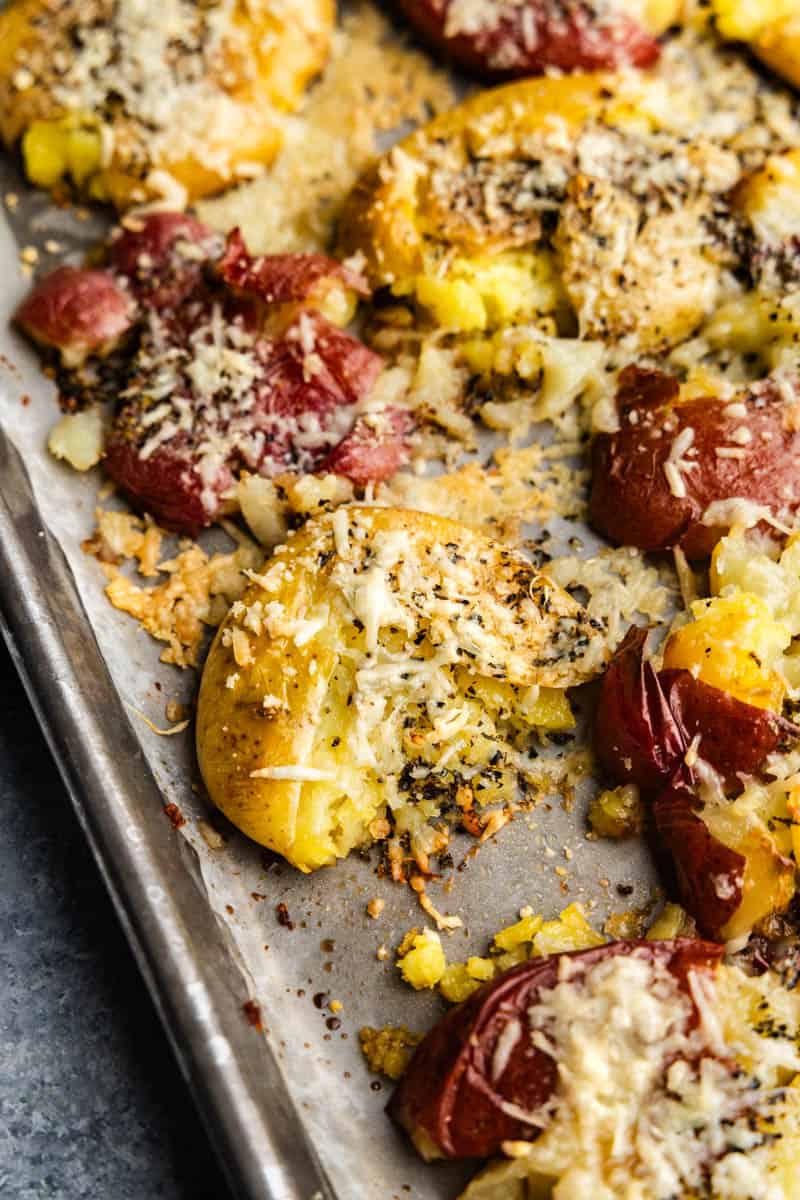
[479,953,800,1200]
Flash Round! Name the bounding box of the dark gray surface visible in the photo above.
[0,642,234,1200]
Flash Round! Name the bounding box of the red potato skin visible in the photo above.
[389,938,724,1161]
[104,312,387,534]
[14,266,135,362]
[18,219,410,532]
[595,627,800,794]
[107,211,222,312]
[397,0,661,78]
[589,367,800,559]
[594,625,685,794]
[218,228,369,304]
[281,311,383,404]
[653,783,746,939]
[102,438,216,535]
[317,408,414,484]
[661,670,800,787]
[595,629,799,938]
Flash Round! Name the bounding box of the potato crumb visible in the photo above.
[366,898,385,920]
[401,903,606,1001]
[603,895,660,941]
[359,1025,422,1080]
[588,784,644,839]
[397,928,446,990]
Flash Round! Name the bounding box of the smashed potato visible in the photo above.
[0,0,333,209]
[440,951,800,1198]
[663,594,790,712]
[196,506,605,871]
[712,0,800,89]
[339,74,619,288]
[340,71,742,353]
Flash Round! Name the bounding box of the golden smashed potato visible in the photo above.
[339,74,617,287]
[196,506,604,871]
[0,0,333,209]
[712,0,800,89]
[339,73,735,351]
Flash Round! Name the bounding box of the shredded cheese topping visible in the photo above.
[516,954,800,1199]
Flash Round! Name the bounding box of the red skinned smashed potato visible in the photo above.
[15,215,414,534]
[595,626,798,793]
[397,0,662,78]
[389,938,723,1160]
[589,367,800,558]
[595,627,799,938]
[103,309,387,534]
[14,266,136,365]
[653,782,747,936]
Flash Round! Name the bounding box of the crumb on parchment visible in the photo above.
[359,1025,423,1080]
[83,509,263,667]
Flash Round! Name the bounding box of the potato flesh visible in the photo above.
[658,590,798,940]
[662,594,789,712]
[712,0,800,88]
[403,249,570,334]
[0,0,334,209]
[196,507,601,871]
[712,529,800,690]
[22,114,103,192]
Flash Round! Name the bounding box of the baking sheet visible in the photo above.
[0,100,665,1200]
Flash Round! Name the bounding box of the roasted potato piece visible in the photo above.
[196,506,605,870]
[218,228,369,328]
[0,0,333,209]
[396,0,677,78]
[595,625,800,940]
[14,212,222,370]
[655,779,796,942]
[15,216,398,534]
[662,594,789,712]
[339,73,619,287]
[711,527,800,691]
[595,625,798,794]
[712,0,800,90]
[389,938,725,1161]
[450,952,800,1199]
[594,626,686,794]
[104,310,386,534]
[589,366,800,558]
[340,74,735,352]
[14,266,135,368]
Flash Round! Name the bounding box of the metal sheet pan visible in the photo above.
[0,55,664,1200]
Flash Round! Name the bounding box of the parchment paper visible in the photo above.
[0,148,663,1199]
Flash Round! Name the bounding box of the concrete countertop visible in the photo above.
[0,641,233,1200]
